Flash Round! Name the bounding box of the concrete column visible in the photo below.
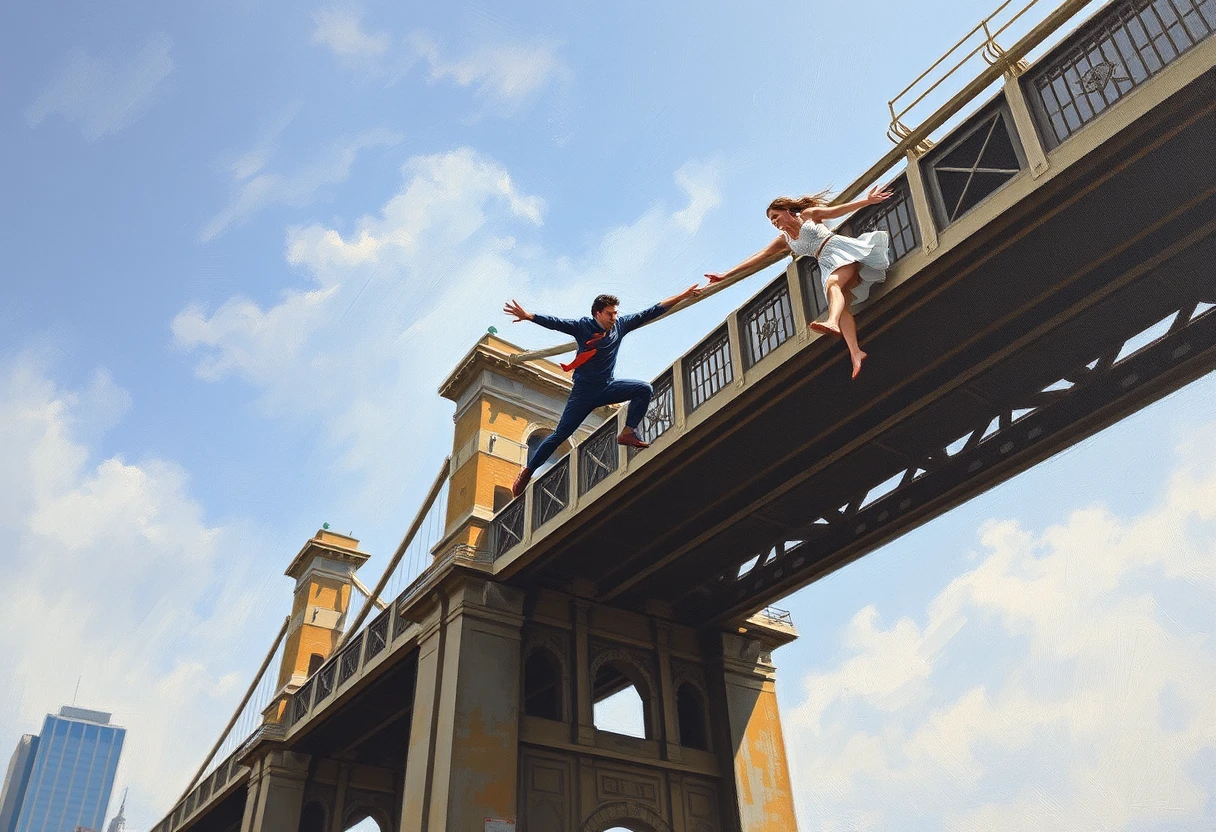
[328,763,350,832]
[239,751,311,832]
[399,577,526,832]
[652,620,682,763]
[572,600,596,746]
[715,633,798,832]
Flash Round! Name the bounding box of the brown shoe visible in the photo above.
[617,428,650,449]
[511,467,533,498]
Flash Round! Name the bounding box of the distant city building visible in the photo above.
[0,735,39,832]
[8,707,125,832]
[103,790,127,832]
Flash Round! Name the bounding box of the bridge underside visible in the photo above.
[290,652,416,767]
[511,65,1216,624]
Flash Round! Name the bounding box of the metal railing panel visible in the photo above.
[740,276,797,370]
[1029,0,1215,146]
[492,496,526,560]
[532,456,570,528]
[684,326,734,412]
[579,420,619,494]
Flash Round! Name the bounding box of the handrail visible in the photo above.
[837,0,1093,204]
[887,0,1045,142]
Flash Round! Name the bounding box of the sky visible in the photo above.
[0,1,1213,830]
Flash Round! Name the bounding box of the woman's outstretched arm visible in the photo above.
[806,185,893,222]
[705,236,790,284]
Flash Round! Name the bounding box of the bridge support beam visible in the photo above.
[716,633,798,832]
[400,576,526,832]
[240,750,312,832]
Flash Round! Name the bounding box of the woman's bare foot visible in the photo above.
[851,351,868,379]
[810,320,843,338]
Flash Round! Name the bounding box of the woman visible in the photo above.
[707,186,893,378]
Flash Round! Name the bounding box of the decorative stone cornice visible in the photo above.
[285,531,370,582]
[438,334,574,404]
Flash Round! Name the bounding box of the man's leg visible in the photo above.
[596,379,654,448]
[513,391,598,497]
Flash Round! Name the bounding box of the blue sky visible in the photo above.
[1,1,1213,830]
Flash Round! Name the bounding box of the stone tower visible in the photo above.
[434,333,614,556]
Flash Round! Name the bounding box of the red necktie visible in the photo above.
[561,331,606,372]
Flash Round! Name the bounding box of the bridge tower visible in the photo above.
[433,333,612,555]
[263,530,371,722]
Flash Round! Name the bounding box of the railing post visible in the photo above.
[569,436,583,509]
[615,404,631,473]
[903,150,940,254]
[670,357,688,431]
[785,259,810,341]
[1003,70,1051,178]
[725,313,746,389]
[521,478,536,548]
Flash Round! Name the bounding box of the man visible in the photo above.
[503,285,702,497]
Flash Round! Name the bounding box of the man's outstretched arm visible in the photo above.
[503,299,580,336]
[619,284,703,334]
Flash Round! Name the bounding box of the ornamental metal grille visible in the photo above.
[198,779,211,804]
[492,496,526,559]
[930,110,1022,223]
[844,176,920,263]
[367,609,390,660]
[316,661,335,702]
[685,326,734,411]
[215,758,230,787]
[185,792,196,817]
[1031,0,1215,146]
[292,679,314,724]
[797,257,827,321]
[533,456,570,528]
[579,420,619,494]
[338,632,363,685]
[171,806,183,829]
[741,276,796,370]
[635,371,675,444]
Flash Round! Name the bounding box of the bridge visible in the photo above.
[153,1,1216,830]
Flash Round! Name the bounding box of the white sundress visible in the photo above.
[783,219,891,305]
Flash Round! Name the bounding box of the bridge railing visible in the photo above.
[1025,0,1215,147]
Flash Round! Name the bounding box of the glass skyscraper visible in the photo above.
[10,707,125,832]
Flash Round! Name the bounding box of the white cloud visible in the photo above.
[310,8,390,70]
[672,159,723,233]
[0,351,281,832]
[407,32,568,111]
[201,127,401,241]
[309,7,567,113]
[219,100,303,182]
[788,423,1216,831]
[173,149,723,498]
[26,33,174,141]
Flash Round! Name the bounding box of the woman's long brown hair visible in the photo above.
[767,189,834,216]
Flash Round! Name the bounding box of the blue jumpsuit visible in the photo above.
[528,303,666,469]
